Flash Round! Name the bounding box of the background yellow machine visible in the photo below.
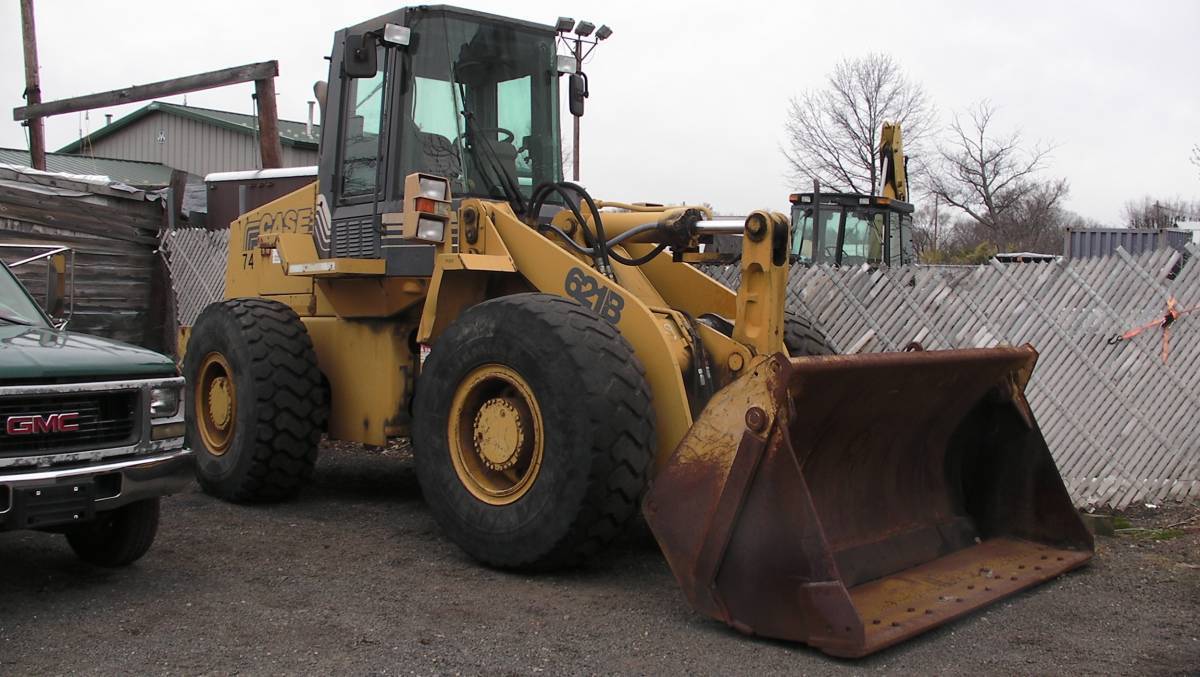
[182,5,1093,657]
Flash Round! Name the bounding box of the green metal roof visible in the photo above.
[56,101,321,154]
[0,147,175,187]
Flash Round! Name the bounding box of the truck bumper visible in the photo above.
[0,449,194,532]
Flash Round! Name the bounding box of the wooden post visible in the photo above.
[13,61,278,121]
[19,0,46,170]
[253,78,283,169]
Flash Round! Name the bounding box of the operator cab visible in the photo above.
[318,6,564,270]
[789,192,914,267]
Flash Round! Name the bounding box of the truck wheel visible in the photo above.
[413,293,655,570]
[65,498,160,567]
[184,298,326,502]
[785,310,837,356]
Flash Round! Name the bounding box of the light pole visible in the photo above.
[555,18,612,182]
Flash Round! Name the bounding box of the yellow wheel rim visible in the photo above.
[196,352,236,456]
[448,364,544,505]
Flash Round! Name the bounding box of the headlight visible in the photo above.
[418,176,449,200]
[149,385,182,418]
[416,215,446,243]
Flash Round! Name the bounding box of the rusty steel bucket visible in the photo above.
[643,346,1093,658]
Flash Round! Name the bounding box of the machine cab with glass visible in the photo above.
[318,5,564,271]
[789,192,914,267]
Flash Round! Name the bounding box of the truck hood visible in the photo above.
[0,324,176,382]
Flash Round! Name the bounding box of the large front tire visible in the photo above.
[784,309,837,356]
[184,298,326,502]
[413,293,655,570]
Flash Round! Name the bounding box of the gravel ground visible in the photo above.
[1,443,1197,676]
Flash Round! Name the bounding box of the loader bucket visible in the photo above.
[643,346,1093,658]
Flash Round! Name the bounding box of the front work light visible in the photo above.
[402,172,452,243]
[556,54,578,74]
[418,175,449,200]
[416,216,446,243]
[382,23,411,46]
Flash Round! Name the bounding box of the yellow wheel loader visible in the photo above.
[181,5,1093,657]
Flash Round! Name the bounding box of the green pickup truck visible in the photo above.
[0,245,193,565]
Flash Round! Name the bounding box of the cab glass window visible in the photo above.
[340,49,386,199]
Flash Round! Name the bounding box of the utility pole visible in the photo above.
[933,194,940,251]
[19,0,46,170]
[572,37,582,182]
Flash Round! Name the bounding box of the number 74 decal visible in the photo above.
[565,267,624,324]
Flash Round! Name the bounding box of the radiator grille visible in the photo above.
[332,218,380,258]
[0,391,138,457]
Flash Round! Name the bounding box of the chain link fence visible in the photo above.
[163,225,1198,509]
[162,228,228,327]
[705,246,1200,509]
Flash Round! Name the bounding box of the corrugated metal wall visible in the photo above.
[704,248,1200,509]
[1064,227,1192,260]
[82,112,317,178]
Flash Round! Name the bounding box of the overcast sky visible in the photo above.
[2,1,1197,224]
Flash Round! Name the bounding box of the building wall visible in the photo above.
[81,112,318,178]
[0,167,169,351]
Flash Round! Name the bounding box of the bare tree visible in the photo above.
[1123,196,1200,228]
[783,54,935,195]
[909,198,955,259]
[929,101,1069,252]
[1191,143,1200,179]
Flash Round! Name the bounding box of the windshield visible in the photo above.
[791,205,889,265]
[0,262,49,328]
[401,14,562,202]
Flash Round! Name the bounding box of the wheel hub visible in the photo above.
[473,397,527,471]
[447,364,545,505]
[208,377,232,430]
[196,352,236,456]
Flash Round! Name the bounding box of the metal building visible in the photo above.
[0,148,174,188]
[1063,227,1193,260]
[57,101,320,178]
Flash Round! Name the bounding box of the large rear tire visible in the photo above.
[413,293,655,570]
[784,310,837,356]
[184,298,326,502]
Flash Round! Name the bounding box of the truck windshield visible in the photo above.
[402,13,562,202]
[0,263,49,328]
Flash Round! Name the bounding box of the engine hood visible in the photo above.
[0,324,176,382]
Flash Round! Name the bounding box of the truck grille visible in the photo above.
[0,391,138,458]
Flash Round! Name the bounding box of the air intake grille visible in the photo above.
[0,391,138,458]
[332,217,381,258]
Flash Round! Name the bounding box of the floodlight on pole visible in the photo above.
[553,16,610,183]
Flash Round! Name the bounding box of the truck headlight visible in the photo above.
[149,385,182,418]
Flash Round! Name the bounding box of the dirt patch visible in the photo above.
[1,443,1197,675]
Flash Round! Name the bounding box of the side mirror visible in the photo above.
[343,33,378,78]
[44,252,66,319]
[568,73,588,117]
